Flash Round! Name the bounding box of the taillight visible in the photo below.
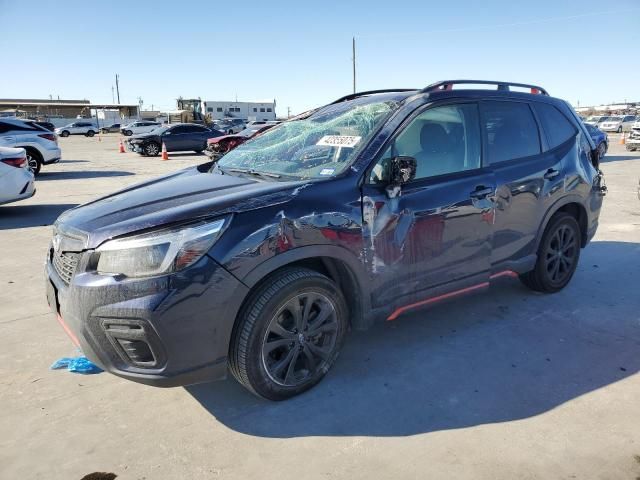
[1,156,27,168]
[38,133,57,142]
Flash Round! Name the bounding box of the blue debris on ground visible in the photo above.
[50,356,103,374]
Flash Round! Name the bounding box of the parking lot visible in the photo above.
[1,133,639,479]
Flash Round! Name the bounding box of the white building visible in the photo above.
[203,100,276,121]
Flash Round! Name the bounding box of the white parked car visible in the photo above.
[54,121,99,137]
[0,146,35,206]
[0,118,61,175]
[120,121,161,136]
[599,115,636,133]
[583,115,610,127]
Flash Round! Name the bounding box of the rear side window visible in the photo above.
[481,101,540,164]
[533,102,577,150]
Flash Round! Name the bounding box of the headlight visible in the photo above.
[96,218,227,277]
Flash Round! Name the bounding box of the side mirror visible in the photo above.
[386,156,416,198]
[163,131,171,135]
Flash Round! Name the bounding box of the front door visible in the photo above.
[362,102,496,312]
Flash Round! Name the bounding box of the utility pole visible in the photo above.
[352,37,356,94]
[115,74,121,104]
[287,106,291,119]
[111,85,115,104]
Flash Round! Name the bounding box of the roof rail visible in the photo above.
[329,89,418,105]
[421,80,549,96]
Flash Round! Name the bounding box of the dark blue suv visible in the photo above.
[45,80,606,400]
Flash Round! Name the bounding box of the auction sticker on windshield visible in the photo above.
[316,135,362,148]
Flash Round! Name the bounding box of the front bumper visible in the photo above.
[45,250,248,387]
[600,126,621,132]
[126,141,144,153]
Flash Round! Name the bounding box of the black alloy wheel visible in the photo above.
[261,292,340,387]
[520,212,581,293]
[230,268,347,400]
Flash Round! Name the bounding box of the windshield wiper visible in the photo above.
[224,167,281,180]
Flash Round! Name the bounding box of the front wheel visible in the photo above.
[60,130,70,137]
[617,126,623,133]
[229,268,348,400]
[144,142,160,156]
[124,130,133,136]
[520,212,581,293]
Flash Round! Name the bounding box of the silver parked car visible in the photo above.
[0,118,61,174]
[599,115,636,133]
[54,121,99,137]
[0,146,35,205]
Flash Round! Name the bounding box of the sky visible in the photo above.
[1,0,639,117]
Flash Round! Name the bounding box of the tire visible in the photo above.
[519,212,581,293]
[86,130,95,137]
[228,130,233,135]
[144,142,160,156]
[60,130,70,137]
[617,126,622,133]
[124,130,133,136]
[25,148,42,175]
[229,267,348,400]
[597,142,606,159]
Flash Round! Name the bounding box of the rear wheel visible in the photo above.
[229,268,348,400]
[25,148,42,175]
[520,212,581,293]
[86,130,95,137]
[144,142,160,156]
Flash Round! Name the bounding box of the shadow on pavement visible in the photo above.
[187,240,640,437]
[0,203,78,229]
[37,170,134,181]
[600,154,639,163]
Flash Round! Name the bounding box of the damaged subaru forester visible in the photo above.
[45,80,606,400]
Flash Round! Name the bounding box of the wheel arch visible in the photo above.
[240,246,371,330]
[535,197,589,250]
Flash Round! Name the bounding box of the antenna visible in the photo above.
[352,37,356,94]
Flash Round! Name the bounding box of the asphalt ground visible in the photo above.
[0,133,639,479]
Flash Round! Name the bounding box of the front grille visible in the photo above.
[52,250,80,285]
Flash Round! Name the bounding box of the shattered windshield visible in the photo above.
[217,98,399,179]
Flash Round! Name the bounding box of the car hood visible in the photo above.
[55,166,308,249]
[129,132,159,141]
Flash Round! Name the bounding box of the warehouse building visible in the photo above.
[0,98,139,127]
[203,100,276,121]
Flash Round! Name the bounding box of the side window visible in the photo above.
[481,101,540,163]
[0,121,11,133]
[192,126,208,132]
[533,102,577,150]
[370,103,481,183]
[171,126,187,134]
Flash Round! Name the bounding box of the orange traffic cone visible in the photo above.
[619,132,626,145]
[161,142,169,160]
[119,139,125,153]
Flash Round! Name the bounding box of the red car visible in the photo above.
[206,124,276,158]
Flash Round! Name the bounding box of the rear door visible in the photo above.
[362,102,496,310]
[480,100,570,270]
[0,121,17,147]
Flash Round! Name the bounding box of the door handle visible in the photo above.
[544,168,560,180]
[470,186,494,199]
